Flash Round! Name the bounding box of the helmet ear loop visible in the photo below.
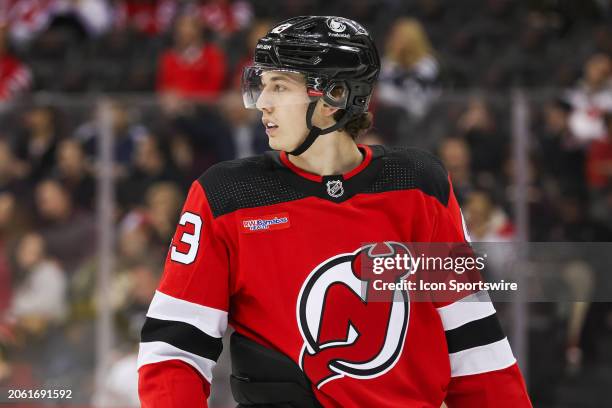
[307,98,348,134]
[288,99,352,156]
[305,100,318,130]
[288,101,321,156]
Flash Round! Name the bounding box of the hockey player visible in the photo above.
[138,16,532,407]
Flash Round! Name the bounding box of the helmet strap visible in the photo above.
[288,101,353,156]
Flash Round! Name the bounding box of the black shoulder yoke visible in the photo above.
[198,155,307,218]
[363,146,450,206]
[198,146,450,218]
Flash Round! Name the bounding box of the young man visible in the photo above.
[138,16,532,407]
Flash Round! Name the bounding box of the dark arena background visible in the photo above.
[1,0,612,407]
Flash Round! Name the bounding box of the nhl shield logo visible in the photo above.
[326,180,344,198]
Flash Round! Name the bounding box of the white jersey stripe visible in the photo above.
[137,341,216,383]
[449,337,516,377]
[460,209,472,242]
[147,290,227,338]
[436,291,496,331]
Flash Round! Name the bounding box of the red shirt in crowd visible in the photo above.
[0,54,31,102]
[114,0,176,36]
[157,44,226,99]
[199,0,252,37]
[586,134,612,189]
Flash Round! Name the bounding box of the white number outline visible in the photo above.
[170,212,202,265]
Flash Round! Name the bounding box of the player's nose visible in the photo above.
[256,90,274,112]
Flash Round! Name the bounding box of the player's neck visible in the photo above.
[288,131,363,176]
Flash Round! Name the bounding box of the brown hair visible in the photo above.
[333,110,373,139]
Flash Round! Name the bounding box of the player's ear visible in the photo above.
[311,99,340,129]
[322,105,340,117]
[318,100,340,118]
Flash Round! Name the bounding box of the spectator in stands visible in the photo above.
[160,101,236,170]
[50,0,112,38]
[118,134,182,209]
[92,261,160,407]
[502,154,558,240]
[462,189,515,278]
[231,19,272,89]
[587,113,612,232]
[457,96,507,185]
[586,112,612,191]
[219,91,268,158]
[549,194,610,241]
[2,231,71,391]
[377,18,440,119]
[0,351,8,382]
[438,137,472,203]
[9,232,67,325]
[1,0,111,48]
[566,53,612,144]
[0,0,54,47]
[53,139,95,211]
[11,105,60,183]
[73,181,177,316]
[113,0,177,37]
[117,211,159,265]
[74,99,147,177]
[0,192,15,316]
[143,181,184,245]
[537,98,586,198]
[0,24,31,104]
[464,190,514,242]
[197,0,253,40]
[34,178,96,273]
[119,262,159,339]
[0,139,28,196]
[167,132,199,181]
[157,12,227,100]
[92,346,139,407]
[70,209,161,322]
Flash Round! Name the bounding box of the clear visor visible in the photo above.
[242,67,315,109]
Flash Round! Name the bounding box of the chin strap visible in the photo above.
[288,101,353,156]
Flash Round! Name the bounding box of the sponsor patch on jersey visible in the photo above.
[241,213,290,233]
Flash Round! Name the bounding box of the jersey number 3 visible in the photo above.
[170,212,202,265]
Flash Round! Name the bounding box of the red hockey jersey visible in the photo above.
[138,145,532,407]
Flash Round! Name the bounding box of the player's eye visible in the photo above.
[274,84,287,92]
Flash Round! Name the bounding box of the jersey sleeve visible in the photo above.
[432,178,532,408]
[137,181,230,408]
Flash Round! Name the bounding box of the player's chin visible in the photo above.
[268,132,307,153]
[268,137,284,152]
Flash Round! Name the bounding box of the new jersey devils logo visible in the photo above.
[297,242,412,388]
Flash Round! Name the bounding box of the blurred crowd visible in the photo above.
[0,0,611,407]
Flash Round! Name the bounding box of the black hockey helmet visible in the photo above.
[242,16,381,155]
